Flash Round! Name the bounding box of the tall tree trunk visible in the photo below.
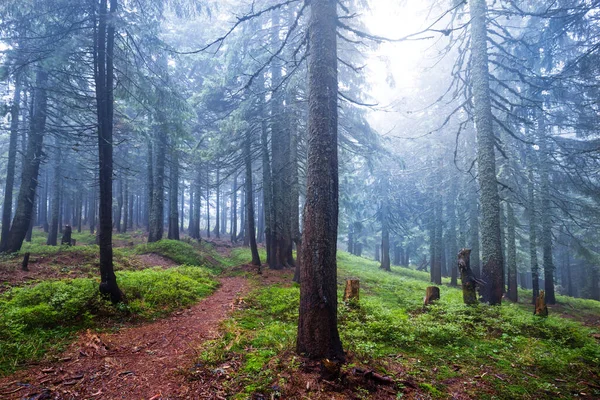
[537,114,556,304]
[259,74,274,263]
[146,141,153,232]
[245,132,261,266]
[115,175,123,233]
[527,148,540,304]
[469,191,481,278]
[448,182,459,286]
[506,202,518,302]
[148,128,166,243]
[168,149,179,240]
[0,73,22,252]
[206,169,210,238]
[469,0,504,304]
[47,142,61,246]
[297,0,344,361]
[231,174,237,243]
[5,68,48,254]
[380,200,391,271]
[122,178,128,233]
[89,175,96,234]
[95,0,121,303]
[214,168,220,238]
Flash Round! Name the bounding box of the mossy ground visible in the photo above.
[198,248,600,399]
[0,234,220,376]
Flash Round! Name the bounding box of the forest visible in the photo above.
[0,0,599,399]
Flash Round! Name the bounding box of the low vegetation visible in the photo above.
[0,238,219,376]
[198,249,600,399]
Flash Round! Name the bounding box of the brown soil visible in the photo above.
[0,276,249,399]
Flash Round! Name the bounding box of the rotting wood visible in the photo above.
[458,248,484,305]
[61,225,72,246]
[352,367,394,385]
[535,290,548,317]
[424,286,440,306]
[344,279,360,303]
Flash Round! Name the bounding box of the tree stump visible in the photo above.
[61,225,72,246]
[22,252,30,272]
[534,290,548,317]
[344,279,360,303]
[424,286,440,306]
[458,248,480,305]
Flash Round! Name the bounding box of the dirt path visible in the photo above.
[0,276,249,399]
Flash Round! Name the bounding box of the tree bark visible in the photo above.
[527,147,540,304]
[94,0,121,303]
[47,142,61,246]
[0,73,22,252]
[380,201,391,271]
[469,0,504,304]
[506,202,518,302]
[148,127,166,243]
[537,114,556,305]
[245,131,261,266]
[5,68,48,254]
[458,248,479,305]
[297,0,344,362]
[168,148,179,240]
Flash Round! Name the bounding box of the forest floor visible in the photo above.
[0,275,248,399]
[1,233,600,399]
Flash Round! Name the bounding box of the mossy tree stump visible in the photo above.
[424,286,440,306]
[344,279,360,304]
[535,290,548,317]
[458,248,479,305]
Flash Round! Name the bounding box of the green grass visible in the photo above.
[133,239,218,267]
[0,265,219,376]
[203,249,600,399]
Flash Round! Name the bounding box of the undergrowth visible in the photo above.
[202,249,600,399]
[0,265,218,376]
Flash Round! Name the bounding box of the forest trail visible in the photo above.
[0,275,249,399]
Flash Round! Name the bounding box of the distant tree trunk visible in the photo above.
[94,0,121,303]
[146,140,153,232]
[537,114,555,304]
[41,169,49,233]
[260,100,274,262]
[245,132,261,266]
[115,175,123,233]
[231,174,237,242]
[89,176,96,234]
[148,126,166,243]
[0,73,22,252]
[193,172,201,239]
[47,143,61,246]
[297,0,344,361]
[122,179,128,233]
[206,169,210,239]
[527,148,540,304]
[470,0,504,304]
[506,203,518,302]
[380,202,391,271]
[239,178,247,244]
[5,68,48,254]
[168,149,179,240]
[214,167,220,238]
[77,191,83,233]
[448,182,458,286]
